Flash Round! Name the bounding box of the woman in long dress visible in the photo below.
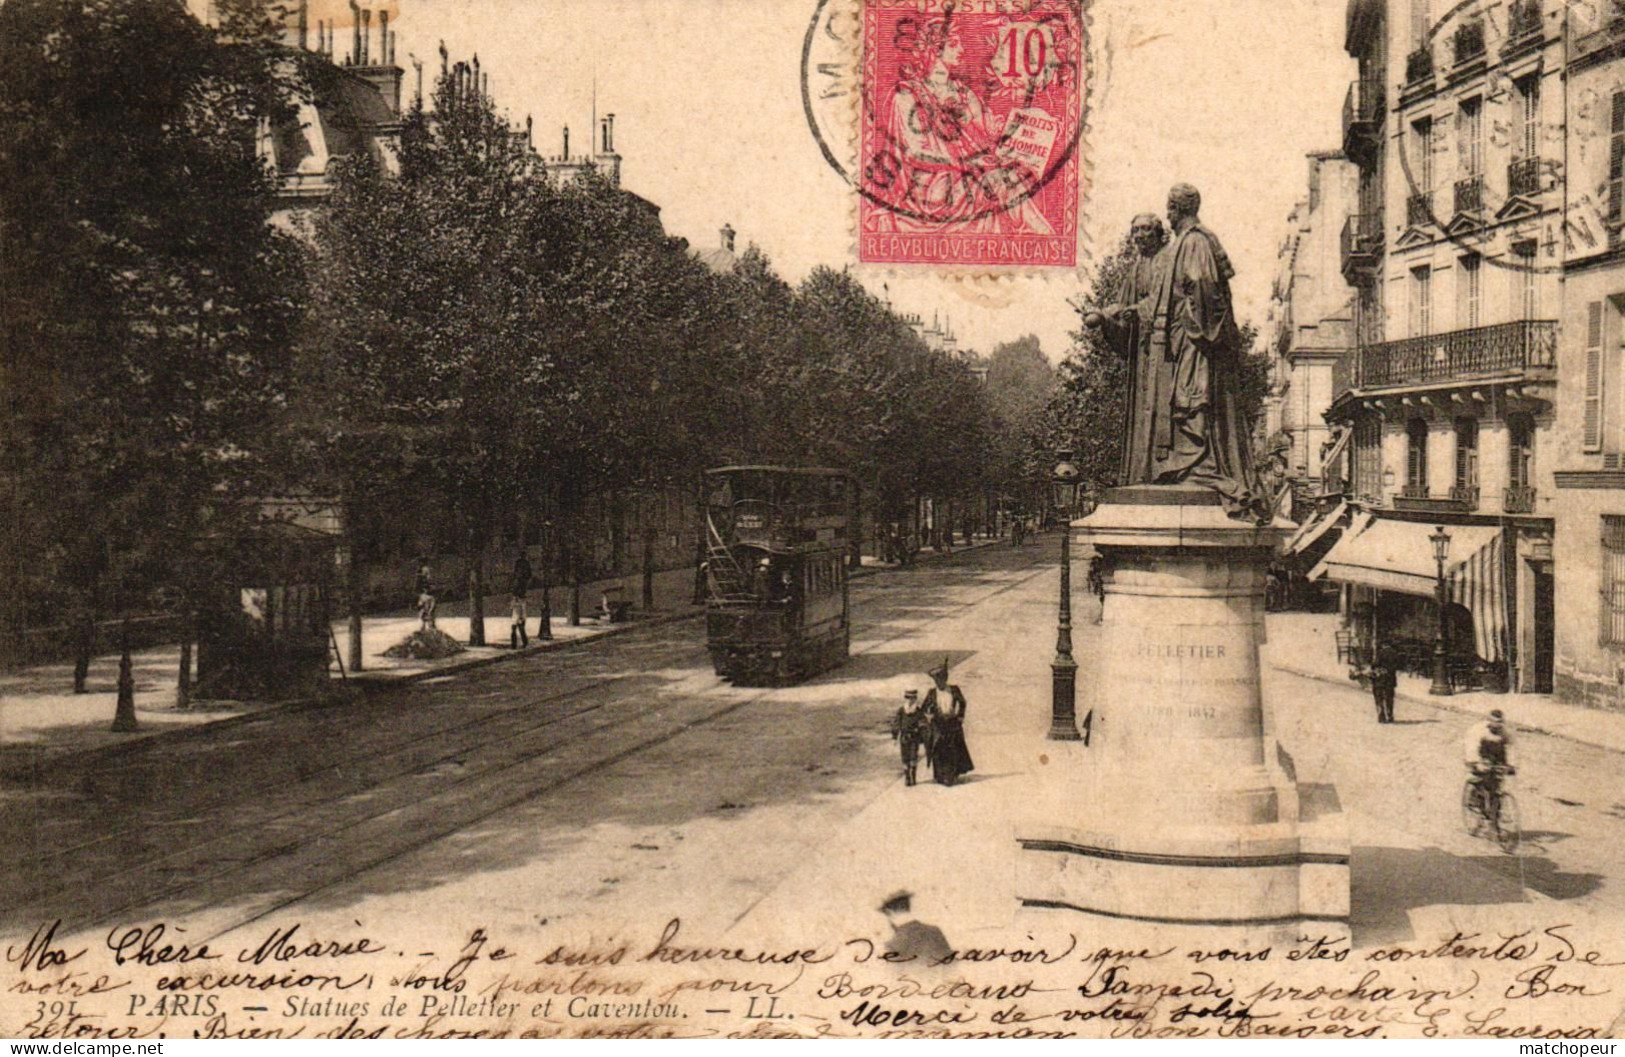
[923,659,973,786]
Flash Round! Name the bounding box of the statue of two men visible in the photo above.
[1085,184,1267,522]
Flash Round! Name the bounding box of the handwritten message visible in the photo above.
[6,916,1623,1039]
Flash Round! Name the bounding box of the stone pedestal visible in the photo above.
[1017,485,1348,932]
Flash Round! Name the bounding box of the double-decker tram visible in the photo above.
[703,466,852,685]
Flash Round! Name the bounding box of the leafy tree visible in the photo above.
[0,0,303,693]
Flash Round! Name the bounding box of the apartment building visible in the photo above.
[1319,0,1559,694]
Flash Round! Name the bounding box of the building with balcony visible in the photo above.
[1266,152,1358,519]
[1552,10,1625,709]
[1316,0,1561,694]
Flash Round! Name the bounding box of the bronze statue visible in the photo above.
[1087,184,1266,521]
[1084,212,1167,485]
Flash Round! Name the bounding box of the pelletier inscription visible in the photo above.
[7,917,1624,1039]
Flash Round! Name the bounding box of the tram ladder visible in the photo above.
[706,515,754,601]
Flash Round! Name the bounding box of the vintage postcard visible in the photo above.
[4,0,1625,1043]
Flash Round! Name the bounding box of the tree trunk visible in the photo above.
[72,609,94,693]
[641,508,655,610]
[111,618,138,732]
[467,545,486,647]
[691,476,707,606]
[566,526,582,626]
[346,543,365,673]
[850,479,863,570]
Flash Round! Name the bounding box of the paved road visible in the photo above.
[5,535,1623,951]
[0,540,1054,941]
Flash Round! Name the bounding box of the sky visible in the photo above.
[318,0,1357,363]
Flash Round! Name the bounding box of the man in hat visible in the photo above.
[1369,649,1397,724]
[922,658,973,786]
[879,891,952,965]
[890,689,928,787]
[1463,709,1515,822]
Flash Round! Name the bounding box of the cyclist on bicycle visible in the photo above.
[1464,709,1514,814]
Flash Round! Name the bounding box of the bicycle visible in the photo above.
[1461,764,1520,854]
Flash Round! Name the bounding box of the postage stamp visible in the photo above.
[855,0,1085,268]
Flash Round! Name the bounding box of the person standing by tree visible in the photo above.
[416,558,437,631]
[509,551,532,649]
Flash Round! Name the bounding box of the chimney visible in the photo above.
[388,30,396,65]
[600,117,609,153]
[721,224,736,253]
[348,0,360,64]
[606,113,616,152]
[379,11,388,62]
[562,125,569,157]
[297,0,307,50]
[525,115,533,147]
[360,9,371,64]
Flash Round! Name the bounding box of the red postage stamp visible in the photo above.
[857,0,1084,268]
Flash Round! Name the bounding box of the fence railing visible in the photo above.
[1350,320,1556,390]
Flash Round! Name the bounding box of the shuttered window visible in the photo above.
[1610,93,1625,232]
[1454,417,1479,493]
[1603,517,1625,647]
[1585,300,1605,452]
[1407,418,1430,493]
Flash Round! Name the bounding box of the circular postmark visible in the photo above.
[801,0,1087,234]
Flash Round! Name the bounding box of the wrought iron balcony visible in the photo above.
[1406,47,1435,85]
[1506,0,1542,46]
[1407,191,1434,227]
[1342,79,1385,163]
[1350,320,1557,390]
[1507,156,1541,198]
[1340,213,1383,284]
[1455,174,1485,215]
[1453,19,1486,66]
[1449,484,1481,509]
[1400,483,1431,500]
[1504,485,1537,514]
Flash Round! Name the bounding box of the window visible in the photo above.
[1453,417,1479,500]
[1513,242,1538,319]
[1603,517,1625,647]
[1517,75,1540,160]
[1411,0,1429,47]
[1458,254,1481,328]
[1413,117,1434,193]
[1407,418,1430,495]
[1410,266,1433,338]
[1354,417,1383,501]
[1458,97,1483,177]
[1610,92,1625,228]
[1508,413,1535,490]
[1585,299,1608,452]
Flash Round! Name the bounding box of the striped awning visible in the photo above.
[1310,517,1506,661]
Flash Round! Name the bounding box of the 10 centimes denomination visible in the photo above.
[855,0,1085,269]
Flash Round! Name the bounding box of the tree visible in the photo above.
[0,0,304,696]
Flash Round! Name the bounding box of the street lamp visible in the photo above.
[1429,524,1453,696]
[1049,449,1082,741]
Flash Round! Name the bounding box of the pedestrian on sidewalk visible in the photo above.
[510,551,533,649]
[415,558,437,630]
[1369,650,1397,724]
[923,658,973,786]
[891,689,927,787]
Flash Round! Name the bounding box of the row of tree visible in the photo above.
[0,0,1061,674]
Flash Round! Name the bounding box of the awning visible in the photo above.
[1284,501,1347,556]
[1310,517,1506,661]
[1320,428,1351,476]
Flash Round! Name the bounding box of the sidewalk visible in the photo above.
[0,534,1012,767]
[1263,610,1625,755]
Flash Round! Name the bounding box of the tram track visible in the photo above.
[6,544,1052,937]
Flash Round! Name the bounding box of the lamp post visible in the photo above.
[1429,524,1453,696]
[1049,450,1082,741]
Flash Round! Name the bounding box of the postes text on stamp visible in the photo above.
[858,0,1084,268]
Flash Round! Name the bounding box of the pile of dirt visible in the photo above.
[381,627,467,660]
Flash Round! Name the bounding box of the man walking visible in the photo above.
[510,551,533,649]
[1369,650,1397,724]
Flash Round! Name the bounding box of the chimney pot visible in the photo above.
[379,12,389,63]
[563,125,570,157]
[349,0,361,65]
[297,0,308,50]
[360,9,371,64]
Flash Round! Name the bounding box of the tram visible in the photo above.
[703,466,853,686]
